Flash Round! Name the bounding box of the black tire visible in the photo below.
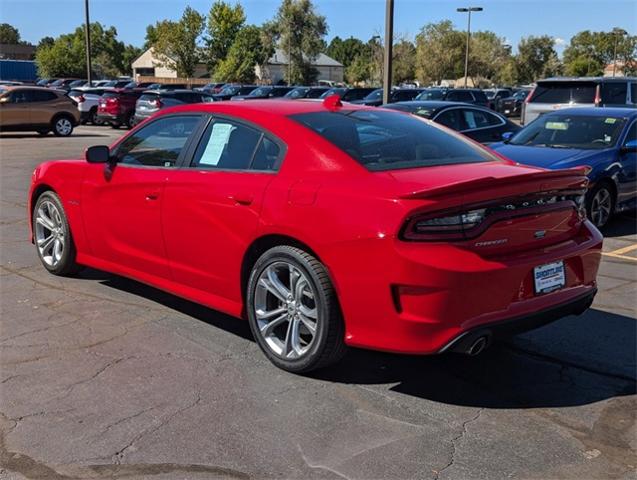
[124,113,134,129]
[110,123,121,129]
[586,181,616,229]
[246,246,347,373]
[90,108,103,126]
[51,115,74,137]
[32,191,82,276]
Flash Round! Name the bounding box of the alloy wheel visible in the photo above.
[590,187,612,228]
[254,261,319,359]
[34,200,65,267]
[55,118,72,136]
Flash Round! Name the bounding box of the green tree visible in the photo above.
[516,35,561,84]
[327,36,368,68]
[121,45,142,76]
[215,25,271,82]
[205,1,246,73]
[415,20,465,85]
[143,24,159,51]
[469,31,511,83]
[392,38,416,84]
[267,0,328,84]
[0,23,21,44]
[152,6,205,77]
[563,29,636,76]
[35,23,136,78]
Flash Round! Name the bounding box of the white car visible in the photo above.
[67,87,109,125]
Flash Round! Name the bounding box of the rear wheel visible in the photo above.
[587,182,615,229]
[52,116,74,137]
[33,191,81,276]
[90,108,103,126]
[246,246,346,373]
[124,113,134,129]
[110,123,121,129]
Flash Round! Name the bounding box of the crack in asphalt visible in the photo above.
[432,408,483,480]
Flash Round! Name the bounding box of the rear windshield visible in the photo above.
[290,110,494,171]
[102,92,119,99]
[416,89,444,100]
[139,93,160,101]
[285,87,309,99]
[509,114,626,149]
[530,82,597,104]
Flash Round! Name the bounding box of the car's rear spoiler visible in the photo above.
[399,166,590,200]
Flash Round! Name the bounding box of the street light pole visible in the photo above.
[457,6,482,88]
[84,0,92,84]
[382,0,394,105]
[612,28,627,77]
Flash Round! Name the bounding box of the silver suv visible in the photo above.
[134,89,213,125]
[522,77,637,125]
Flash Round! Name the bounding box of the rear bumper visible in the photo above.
[439,287,597,353]
[96,112,124,124]
[333,220,603,355]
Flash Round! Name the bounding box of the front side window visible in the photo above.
[624,121,637,146]
[9,90,34,103]
[290,109,495,171]
[509,114,626,150]
[115,115,202,167]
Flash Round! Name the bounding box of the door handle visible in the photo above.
[145,192,160,201]
[228,193,253,206]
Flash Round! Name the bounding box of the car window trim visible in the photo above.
[620,118,637,147]
[182,113,288,173]
[432,106,506,132]
[111,113,207,170]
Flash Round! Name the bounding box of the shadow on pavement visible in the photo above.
[92,270,635,410]
[603,211,636,238]
[0,133,112,139]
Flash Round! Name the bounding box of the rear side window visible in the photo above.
[601,82,628,104]
[631,84,637,104]
[435,109,464,130]
[115,115,202,167]
[461,109,502,129]
[290,109,494,171]
[33,90,57,101]
[446,90,473,102]
[531,82,596,103]
[472,91,489,103]
[191,119,261,170]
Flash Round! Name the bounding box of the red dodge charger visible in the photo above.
[28,97,602,372]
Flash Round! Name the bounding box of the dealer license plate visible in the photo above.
[533,261,565,294]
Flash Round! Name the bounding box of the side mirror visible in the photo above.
[621,139,637,153]
[85,145,111,164]
[501,131,514,143]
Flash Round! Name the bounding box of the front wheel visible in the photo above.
[587,182,615,229]
[246,246,347,373]
[33,191,81,276]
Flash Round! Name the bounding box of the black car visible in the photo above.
[415,88,447,100]
[383,101,521,144]
[284,86,330,99]
[485,88,513,110]
[212,85,258,101]
[231,86,294,101]
[353,88,425,107]
[497,89,531,117]
[319,87,378,102]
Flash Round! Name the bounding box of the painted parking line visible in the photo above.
[602,243,637,262]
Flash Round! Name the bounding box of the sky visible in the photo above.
[1,0,636,55]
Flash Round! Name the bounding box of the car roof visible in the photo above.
[2,85,61,92]
[539,77,637,83]
[159,98,381,118]
[544,107,637,118]
[388,100,476,109]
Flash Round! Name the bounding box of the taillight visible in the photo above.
[401,191,587,242]
[150,98,163,108]
[77,95,85,103]
[403,209,486,241]
[525,86,535,104]
[594,85,601,106]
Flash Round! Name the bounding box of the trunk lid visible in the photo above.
[386,162,589,254]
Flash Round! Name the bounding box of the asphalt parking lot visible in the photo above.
[0,126,635,480]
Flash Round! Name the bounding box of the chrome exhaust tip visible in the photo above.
[467,336,488,356]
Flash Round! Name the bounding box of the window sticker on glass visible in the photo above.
[199,123,235,166]
[605,118,617,124]
[464,111,477,129]
[545,121,569,131]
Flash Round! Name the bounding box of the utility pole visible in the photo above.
[457,6,482,88]
[84,0,93,84]
[612,28,627,77]
[382,0,394,105]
